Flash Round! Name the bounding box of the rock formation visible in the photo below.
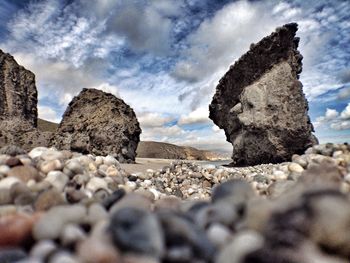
[0,49,51,150]
[51,88,141,162]
[209,23,317,166]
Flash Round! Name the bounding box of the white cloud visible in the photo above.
[38,105,60,123]
[314,108,339,128]
[314,104,350,132]
[212,125,221,133]
[11,52,104,107]
[90,83,120,98]
[325,108,339,119]
[340,103,350,119]
[138,112,174,128]
[330,121,350,131]
[141,125,185,141]
[178,107,209,125]
[172,1,279,83]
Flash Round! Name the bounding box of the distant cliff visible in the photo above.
[136,141,229,161]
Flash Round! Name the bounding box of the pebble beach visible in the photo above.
[0,143,350,262]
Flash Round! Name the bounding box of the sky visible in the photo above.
[0,0,349,153]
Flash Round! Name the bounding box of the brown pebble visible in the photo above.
[77,233,121,263]
[203,180,212,188]
[34,188,65,211]
[5,157,22,168]
[154,196,181,211]
[65,188,87,203]
[7,165,40,182]
[0,213,40,247]
[0,188,12,205]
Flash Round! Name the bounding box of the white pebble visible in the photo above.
[45,171,69,192]
[288,163,304,173]
[86,177,108,193]
[207,223,232,247]
[29,147,49,159]
[0,176,21,189]
[103,155,119,166]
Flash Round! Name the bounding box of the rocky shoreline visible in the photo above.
[0,143,349,262]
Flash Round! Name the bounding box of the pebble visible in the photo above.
[0,164,10,174]
[86,203,108,225]
[0,188,12,205]
[104,155,119,166]
[216,230,264,263]
[45,171,69,191]
[60,224,86,246]
[0,143,348,262]
[0,145,26,156]
[0,176,21,189]
[288,162,304,173]
[6,156,22,167]
[206,223,232,248]
[0,248,27,262]
[33,205,86,240]
[49,251,78,263]
[7,165,40,182]
[109,207,164,258]
[34,188,65,211]
[28,147,49,159]
[86,177,109,193]
[30,240,57,260]
[63,159,85,177]
[39,159,63,174]
[0,213,37,246]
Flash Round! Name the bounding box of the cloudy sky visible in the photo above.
[0,0,349,153]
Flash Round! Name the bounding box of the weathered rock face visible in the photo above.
[0,49,37,127]
[51,88,141,162]
[209,23,317,166]
[0,49,51,150]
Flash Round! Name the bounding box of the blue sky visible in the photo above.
[0,0,349,153]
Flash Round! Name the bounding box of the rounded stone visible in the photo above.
[64,159,85,177]
[7,165,40,182]
[0,177,21,189]
[60,224,86,246]
[33,205,86,240]
[0,248,27,262]
[0,188,12,205]
[86,177,109,193]
[288,163,304,173]
[45,171,69,192]
[6,157,22,167]
[109,194,152,214]
[39,159,63,174]
[34,188,65,211]
[49,251,78,263]
[86,203,108,225]
[30,240,57,260]
[206,223,232,248]
[28,147,49,159]
[0,164,10,175]
[0,213,38,246]
[216,230,264,263]
[104,155,119,166]
[109,207,164,258]
[0,145,26,156]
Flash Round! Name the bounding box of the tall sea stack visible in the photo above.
[209,23,317,166]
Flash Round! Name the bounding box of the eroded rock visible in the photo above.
[0,49,52,149]
[209,23,317,166]
[51,88,141,162]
